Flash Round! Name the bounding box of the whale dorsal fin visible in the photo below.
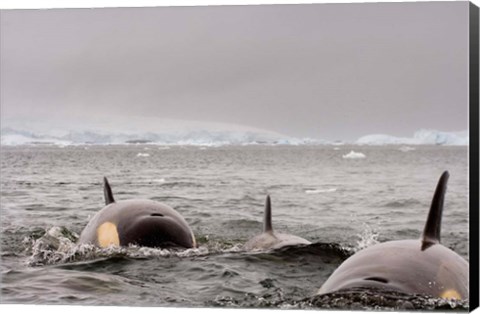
[264,195,273,233]
[421,171,449,250]
[103,177,115,205]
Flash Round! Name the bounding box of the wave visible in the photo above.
[302,287,469,311]
[381,198,422,209]
[207,276,468,310]
[207,286,468,310]
[398,146,416,152]
[24,226,350,267]
[24,226,233,266]
[305,188,337,194]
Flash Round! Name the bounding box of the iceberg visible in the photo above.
[342,151,366,159]
[356,129,468,146]
[413,129,468,146]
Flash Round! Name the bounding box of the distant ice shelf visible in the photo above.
[356,129,468,146]
[0,126,468,147]
[0,127,323,147]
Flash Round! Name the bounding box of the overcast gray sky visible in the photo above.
[0,2,469,141]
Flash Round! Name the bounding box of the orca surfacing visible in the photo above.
[317,171,468,300]
[79,177,196,249]
[243,195,311,251]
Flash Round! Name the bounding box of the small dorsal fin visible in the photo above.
[263,195,273,233]
[103,177,115,205]
[421,171,449,250]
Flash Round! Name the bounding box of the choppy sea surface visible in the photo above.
[0,145,469,310]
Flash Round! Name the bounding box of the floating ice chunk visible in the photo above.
[136,153,150,157]
[342,151,366,159]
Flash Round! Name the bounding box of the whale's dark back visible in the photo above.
[317,171,469,300]
[317,239,469,299]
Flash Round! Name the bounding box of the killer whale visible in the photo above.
[243,195,311,251]
[78,177,196,249]
[317,171,468,300]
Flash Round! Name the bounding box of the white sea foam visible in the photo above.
[355,223,380,252]
[136,153,150,157]
[399,146,416,152]
[25,226,213,266]
[305,188,337,194]
[342,151,366,159]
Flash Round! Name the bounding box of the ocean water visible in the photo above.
[0,145,470,310]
